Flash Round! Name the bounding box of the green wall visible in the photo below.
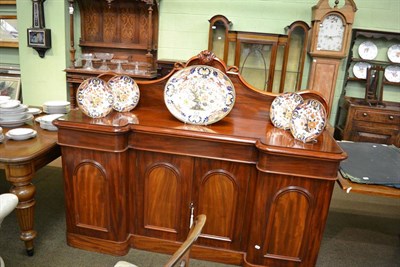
[15,0,68,105]
[1,0,399,123]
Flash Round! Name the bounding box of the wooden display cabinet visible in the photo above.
[55,51,346,267]
[335,29,400,146]
[342,29,400,94]
[65,0,159,108]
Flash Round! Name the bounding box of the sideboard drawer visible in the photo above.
[354,110,400,124]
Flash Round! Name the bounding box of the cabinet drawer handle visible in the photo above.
[362,112,368,117]
[389,115,394,120]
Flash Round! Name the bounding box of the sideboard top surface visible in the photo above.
[56,52,345,160]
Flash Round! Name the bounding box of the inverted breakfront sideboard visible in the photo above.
[54,52,346,267]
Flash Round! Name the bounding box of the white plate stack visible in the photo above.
[35,114,65,131]
[5,128,37,141]
[0,99,33,128]
[0,127,4,143]
[42,101,70,114]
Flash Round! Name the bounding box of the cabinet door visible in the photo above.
[135,151,193,241]
[246,173,335,267]
[192,158,254,251]
[62,147,129,242]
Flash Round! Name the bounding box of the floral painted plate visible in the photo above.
[353,62,371,79]
[358,41,378,60]
[270,92,304,130]
[290,99,327,143]
[384,65,400,83]
[107,75,140,112]
[164,65,235,125]
[76,77,114,118]
[387,44,400,63]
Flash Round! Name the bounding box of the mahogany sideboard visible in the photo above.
[54,52,347,267]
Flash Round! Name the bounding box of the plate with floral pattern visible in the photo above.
[387,44,400,63]
[107,75,140,112]
[384,65,400,83]
[353,62,371,79]
[358,41,378,60]
[270,92,304,130]
[290,99,327,143]
[77,77,114,118]
[164,65,235,125]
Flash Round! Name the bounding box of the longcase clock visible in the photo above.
[307,0,357,115]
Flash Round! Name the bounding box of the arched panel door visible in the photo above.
[193,158,254,251]
[136,151,193,241]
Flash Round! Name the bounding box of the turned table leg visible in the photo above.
[5,162,37,256]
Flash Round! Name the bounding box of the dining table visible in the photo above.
[0,118,61,256]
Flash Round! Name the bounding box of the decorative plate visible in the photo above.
[384,65,400,83]
[358,41,378,60]
[353,62,371,79]
[107,75,140,112]
[387,44,400,63]
[270,92,304,130]
[76,77,114,118]
[164,65,235,125]
[290,99,327,143]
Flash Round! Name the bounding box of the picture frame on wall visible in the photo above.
[0,76,21,100]
[0,0,17,4]
[0,15,18,48]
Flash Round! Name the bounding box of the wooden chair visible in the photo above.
[114,214,206,267]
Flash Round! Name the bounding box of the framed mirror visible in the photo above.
[0,15,18,48]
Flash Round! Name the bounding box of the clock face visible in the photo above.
[316,14,345,52]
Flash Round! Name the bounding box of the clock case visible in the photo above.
[309,0,357,59]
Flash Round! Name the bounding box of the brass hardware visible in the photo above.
[363,112,368,117]
[389,115,394,120]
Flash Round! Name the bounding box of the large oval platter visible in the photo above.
[107,75,140,112]
[164,65,235,125]
[76,77,114,118]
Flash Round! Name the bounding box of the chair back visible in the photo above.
[0,193,18,226]
[163,214,206,267]
[114,214,206,267]
[0,193,18,267]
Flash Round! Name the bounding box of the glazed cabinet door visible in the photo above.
[134,151,194,241]
[246,173,335,267]
[192,158,255,251]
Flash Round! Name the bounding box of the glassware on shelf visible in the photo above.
[111,59,129,73]
[95,53,114,71]
[81,53,95,70]
[128,61,150,75]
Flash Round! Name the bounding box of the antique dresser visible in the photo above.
[54,51,346,267]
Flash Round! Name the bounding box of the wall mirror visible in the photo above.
[0,15,18,48]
